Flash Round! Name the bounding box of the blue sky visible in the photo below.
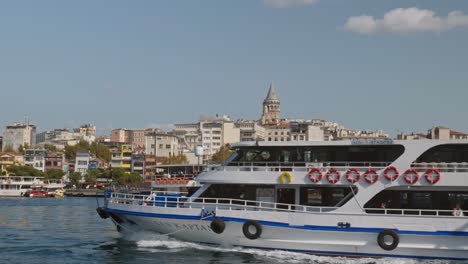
[1,0,467,136]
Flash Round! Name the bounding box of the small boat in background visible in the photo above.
[53,189,65,198]
[29,190,49,198]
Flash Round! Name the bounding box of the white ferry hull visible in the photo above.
[105,203,468,260]
[0,190,28,197]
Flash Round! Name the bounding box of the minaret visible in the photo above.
[260,82,281,126]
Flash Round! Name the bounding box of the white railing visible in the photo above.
[364,208,467,217]
[411,162,468,173]
[214,161,392,172]
[107,192,467,218]
[107,192,338,214]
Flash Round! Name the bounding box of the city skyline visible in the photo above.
[1,0,468,135]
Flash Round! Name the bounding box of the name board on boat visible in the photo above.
[351,139,394,145]
[200,208,216,220]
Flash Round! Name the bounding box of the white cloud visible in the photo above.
[263,0,318,8]
[345,8,468,34]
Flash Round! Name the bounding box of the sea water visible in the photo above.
[0,197,464,264]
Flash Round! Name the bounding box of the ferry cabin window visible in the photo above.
[228,145,405,165]
[199,184,273,202]
[300,186,357,207]
[364,190,468,214]
[415,144,468,163]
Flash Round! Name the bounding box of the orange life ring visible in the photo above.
[424,168,440,184]
[364,168,379,184]
[327,168,341,184]
[404,168,419,184]
[308,168,323,183]
[346,168,361,183]
[384,166,399,181]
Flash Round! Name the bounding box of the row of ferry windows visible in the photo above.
[230,145,405,163]
[199,185,356,207]
[0,185,31,190]
[196,184,468,214]
[365,190,468,211]
[229,144,468,164]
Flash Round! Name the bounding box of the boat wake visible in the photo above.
[122,232,456,264]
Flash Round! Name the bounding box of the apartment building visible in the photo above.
[2,122,36,151]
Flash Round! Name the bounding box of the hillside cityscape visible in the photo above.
[1,83,467,184]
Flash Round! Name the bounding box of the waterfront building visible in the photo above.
[144,130,180,158]
[174,124,201,156]
[428,126,468,140]
[24,149,47,172]
[397,127,468,140]
[2,121,36,151]
[144,155,157,179]
[266,125,291,142]
[75,152,90,175]
[121,145,132,172]
[110,144,133,173]
[290,122,325,141]
[88,159,100,170]
[131,153,145,177]
[44,152,64,171]
[111,149,122,169]
[74,124,96,143]
[111,129,127,143]
[174,115,241,161]
[236,121,266,142]
[36,125,96,149]
[0,152,17,174]
[111,129,145,149]
[260,82,281,127]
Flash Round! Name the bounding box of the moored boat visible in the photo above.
[29,189,49,198]
[53,189,65,198]
[0,176,44,197]
[98,139,468,260]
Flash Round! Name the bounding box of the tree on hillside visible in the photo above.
[162,153,189,165]
[85,168,100,184]
[122,172,144,185]
[43,144,57,152]
[18,143,30,154]
[103,167,126,183]
[45,169,65,180]
[3,145,15,153]
[6,165,44,177]
[211,144,233,163]
[64,140,111,162]
[69,172,82,186]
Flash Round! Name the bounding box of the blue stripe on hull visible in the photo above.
[105,208,468,237]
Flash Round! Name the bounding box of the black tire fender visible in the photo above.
[242,220,262,240]
[210,218,226,234]
[377,229,399,251]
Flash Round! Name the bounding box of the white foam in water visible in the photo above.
[129,234,455,264]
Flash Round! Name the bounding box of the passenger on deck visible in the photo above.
[453,203,464,217]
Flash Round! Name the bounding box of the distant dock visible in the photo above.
[65,189,104,197]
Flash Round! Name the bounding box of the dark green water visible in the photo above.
[0,197,463,264]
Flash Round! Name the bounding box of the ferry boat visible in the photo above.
[0,176,44,197]
[97,139,468,260]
